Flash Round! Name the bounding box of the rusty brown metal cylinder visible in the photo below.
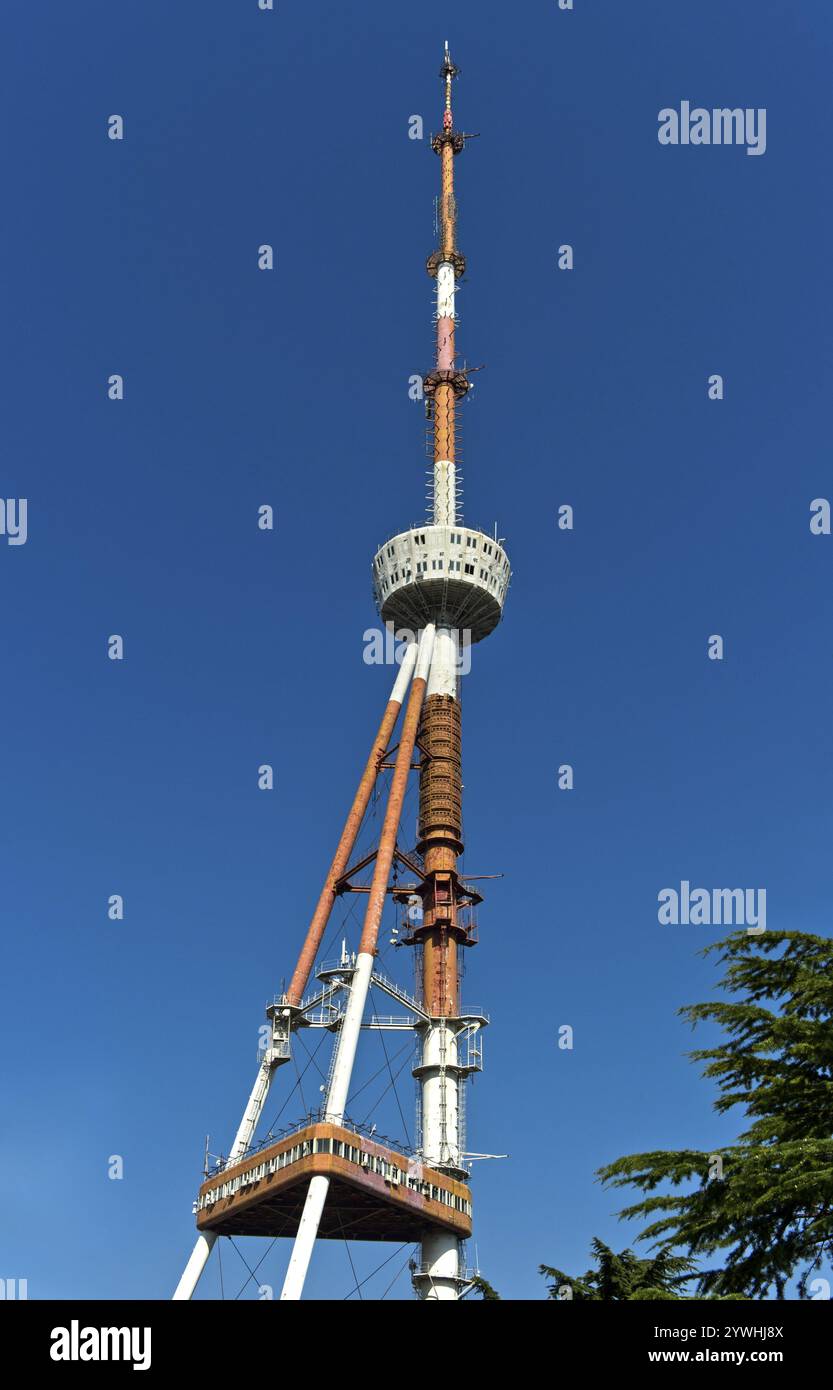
[433,381,455,463]
[418,693,463,1016]
[418,696,462,851]
[422,925,458,1018]
[441,142,455,257]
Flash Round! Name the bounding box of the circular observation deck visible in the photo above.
[372,525,510,644]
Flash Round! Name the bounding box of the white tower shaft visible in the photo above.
[433,261,457,526]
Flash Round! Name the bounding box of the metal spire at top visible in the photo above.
[441,40,459,128]
[440,39,459,81]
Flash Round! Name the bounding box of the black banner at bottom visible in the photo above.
[1,1295,823,1376]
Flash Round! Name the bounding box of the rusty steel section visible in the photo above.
[418,695,463,853]
[422,923,458,1019]
[286,651,416,1006]
[441,142,456,257]
[432,381,456,463]
[415,693,464,1017]
[358,648,433,957]
[285,699,398,1004]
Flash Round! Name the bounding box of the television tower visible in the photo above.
[173,42,510,1303]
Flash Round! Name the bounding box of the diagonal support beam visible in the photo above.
[279,624,436,1301]
[285,641,418,1006]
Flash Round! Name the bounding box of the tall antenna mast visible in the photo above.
[172,43,511,1305]
[428,40,466,527]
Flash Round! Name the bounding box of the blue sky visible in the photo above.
[2,0,832,1300]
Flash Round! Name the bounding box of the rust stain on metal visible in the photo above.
[358,673,429,956]
[286,692,405,1005]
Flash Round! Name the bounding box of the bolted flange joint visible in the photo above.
[431,130,465,155]
[422,368,471,402]
[426,248,466,279]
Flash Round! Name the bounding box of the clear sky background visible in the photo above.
[2,0,832,1301]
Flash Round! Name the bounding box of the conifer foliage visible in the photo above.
[541,1240,698,1300]
[598,931,833,1298]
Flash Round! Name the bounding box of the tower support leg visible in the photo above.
[279,946,375,1300]
[285,641,418,1006]
[419,1230,462,1301]
[172,1056,276,1300]
[279,1175,330,1302]
[174,646,424,1302]
[279,625,436,1301]
[172,1231,217,1302]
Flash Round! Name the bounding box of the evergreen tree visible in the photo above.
[470,1274,501,1300]
[599,930,833,1299]
[541,1239,697,1300]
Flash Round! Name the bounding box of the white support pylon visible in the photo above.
[280,626,436,1301]
[420,1229,462,1301]
[172,1054,276,1300]
[279,951,374,1301]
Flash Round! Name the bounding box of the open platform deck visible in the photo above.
[195,1122,472,1243]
